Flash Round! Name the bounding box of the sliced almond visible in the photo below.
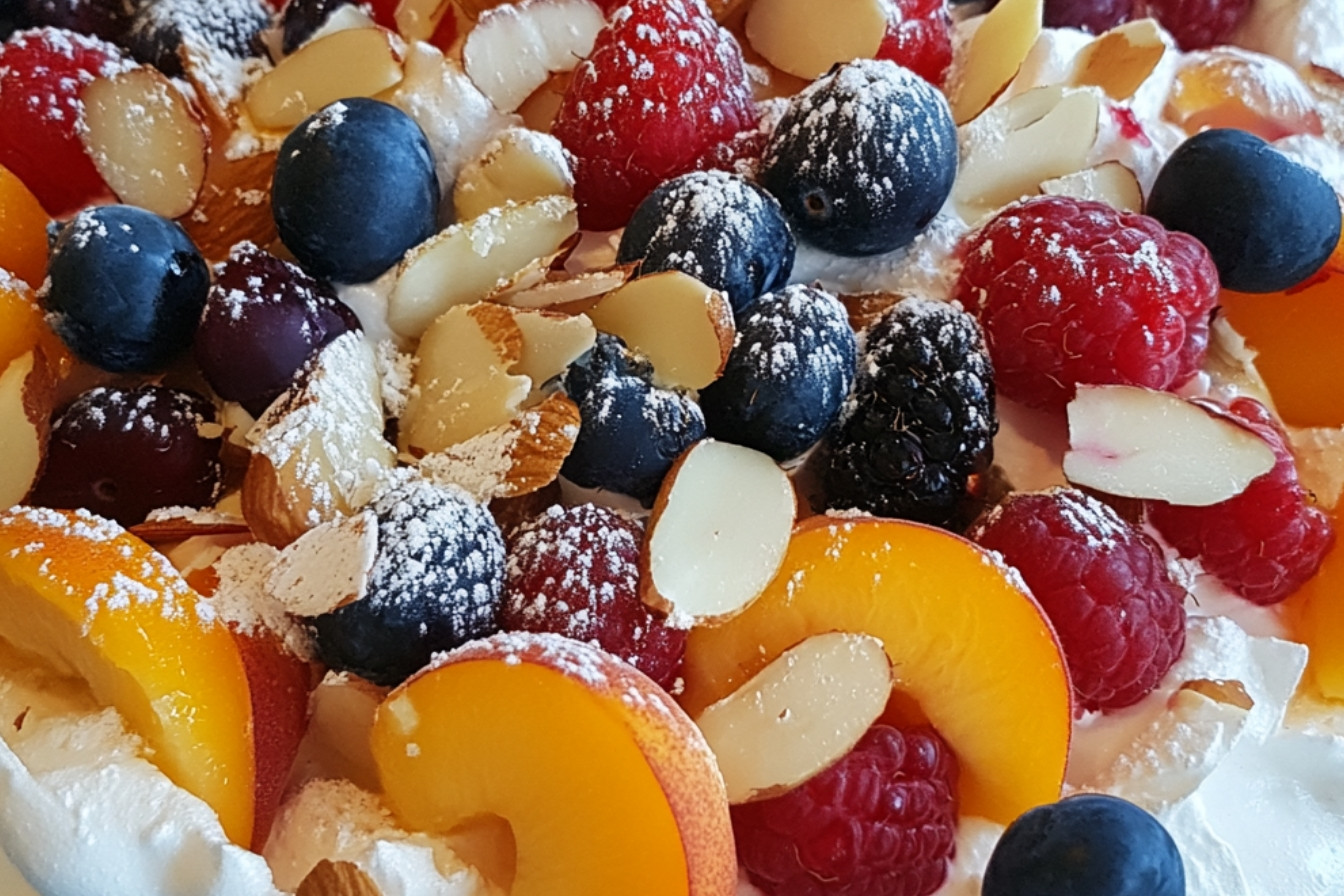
[511,309,596,404]
[453,126,573,221]
[462,0,605,113]
[743,0,887,81]
[838,291,906,332]
[516,69,570,133]
[1040,160,1143,212]
[951,0,1043,124]
[586,271,735,391]
[493,266,632,311]
[696,632,893,803]
[642,439,795,626]
[129,518,252,544]
[0,350,55,508]
[297,859,384,896]
[1068,18,1169,101]
[395,0,454,42]
[266,509,379,617]
[1180,678,1255,711]
[388,195,579,339]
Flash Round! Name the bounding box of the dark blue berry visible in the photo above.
[1146,128,1342,293]
[561,333,706,504]
[124,0,270,76]
[617,170,795,316]
[45,204,210,373]
[699,284,856,462]
[757,58,957,257]
[24,0,127,42]
[279,0,348,54]
[311,479,506,687]
[272,98,439,284]
[1,0,31,40]
[983,794,1185,896]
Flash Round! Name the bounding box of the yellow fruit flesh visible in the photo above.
[0,164,49,289]
[1286,502,1344,701]
[0,277,71,379]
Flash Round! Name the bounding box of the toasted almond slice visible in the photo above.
[1068,18,1170,101]
[395,0,453,41]
[129,518,252,543]
[493,266,632,310]
[511,308,596,404]
[454,126,573,221]
[951,0,1043,124]
[1040,160,1143,212]
[462,0,605,113]
[744,0,887,81]
[266,510,379,617]
[696,632,893,803]
[0,350,55,508]
[297,859,384,896]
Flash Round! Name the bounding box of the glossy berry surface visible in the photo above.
[759,59,956,258]
[878,0,954,87]
[0,26,124,216]
[617,171,795,317]
[969,488,1186,711]
[561,333,706,504]
[278,0,367,54]
[699,284,856,462]
[124,0,269,76]
[1042,0,1132,33]
[272,98,439,284]
[733,724,959,896]
[1148,397,1334,605]
[501,503,686,692]
[955,195,1219,411]
[45,204,210,373]
[311,479,506,687]
[195,241,361,417]
[983,794,1184,896]
[1146,128,1341,294]
[552,0,761,231]
[1133,0,1251,50]
[30,385,223,526]
[820,297,995,528]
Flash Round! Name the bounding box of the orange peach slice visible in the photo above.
[0,507,256,846]
[0,164,49,289]
[370,631,736,896]
[680,516,1072,825]
[0,273,71,379]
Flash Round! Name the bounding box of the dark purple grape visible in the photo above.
[30,385,224,527]
[194,241,361,417]
[22,0,132,42]
[1043,0,1133,32]
[123,0,270,77]
[279,0,351,54]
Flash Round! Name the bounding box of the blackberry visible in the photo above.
[124,0,270,77]
[820,297,995,527]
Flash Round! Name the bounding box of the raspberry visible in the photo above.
[552,0,761,231]
[732,723,959,896]
[1134,0,1252,50]
[820,297,996,529]
[968,488,1187,713]
[877,0,954,87]
[954,195,1219,412]
[501,503,687,692]
[1148,397,1335,605]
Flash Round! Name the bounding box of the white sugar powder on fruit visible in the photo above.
[210,541,316,661]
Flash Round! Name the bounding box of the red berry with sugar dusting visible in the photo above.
[955,195,1219,412]
[0,26,126,215]
[502,503,686,692]
[877,0,954,87]
[1134,0,1252,50]
[1148,397,1334,605]
[733,723,959,896]
[969,487,1187,713]
[552,0,761,231]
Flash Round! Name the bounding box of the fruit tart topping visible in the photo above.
[552,0,761,231]
[21,0,131,43]
[1043,0,1129,33]
[501,502,686,691]
[453,126,574,223]
[1147,396,1336,606]
[955,195,1219,411]
[819,296,996,529]
[31,384,225,527]
[982,793,1185,896]
[617,170,795,318]
[310,477,506,687]
[560,332,706,504]
[462,0,605,114]
[879,0,955,88]
[271,98,438,285]
[0,163,51,288]
[0,346,56,508]
[123,0,269,77]
[1146,128,1342,294]
[265,509,379,618]
[278,0,359,55]
[758,58,957,258]
[699,283,857,463]
[732,722,959,896]
[1165,47,1325,141]
[949,0,1041,124]
[44,203,211,373]
[969,487,1187,712]
[1133,0,1251,51]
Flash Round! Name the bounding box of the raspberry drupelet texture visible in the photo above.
[969,487,1187,712]
[1148,397,1335,605]
[955,195,1219,412]
[820,296,996,529]
[732,723,959,896]
[501,503,687,692]
[551,0,761,231]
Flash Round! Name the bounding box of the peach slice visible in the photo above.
[680,516,1072,825]
[0,507,256,846]
[1287,508,1344,701]
[370,631,737,896]
[0,164,49,289]
[0,272,71,379]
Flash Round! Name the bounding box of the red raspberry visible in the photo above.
[733,724,959,896]
[552,0,761,231]
[969,488,1187,713]
[0,27,127,216]
[500,503,687,691]
[955,196,1219,411]
[877,0,954,88]
[1148,397,1335,605]
[1134,0,1252,50]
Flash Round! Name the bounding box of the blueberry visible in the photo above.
[1146,128,1342,294]
[757,58,957,257]
[311,479,506,687]
[699,284,857,462]
[124,0,270,77]
[983,794,1185,896]
[272,98,439,284]
[44,204,210,373]
[561,333,706,504]
[617,170,795,316]
[1,0,32,39]
[279,0,349,54]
